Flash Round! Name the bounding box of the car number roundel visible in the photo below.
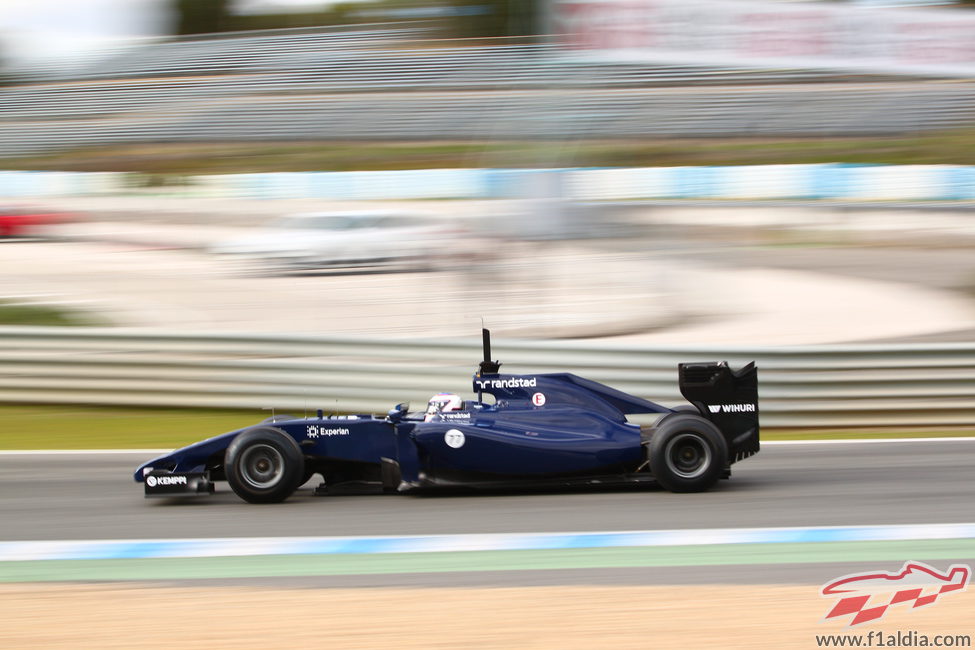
[532,392,546,406]
[444,429,466,448]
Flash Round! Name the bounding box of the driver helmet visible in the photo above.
[424,393,463,421]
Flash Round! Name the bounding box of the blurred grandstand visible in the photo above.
[3,22,975,158]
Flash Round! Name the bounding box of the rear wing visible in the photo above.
[678,362,759,463]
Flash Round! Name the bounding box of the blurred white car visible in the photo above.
[210,211,459,271]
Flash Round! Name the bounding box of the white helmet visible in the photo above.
[424,393,463,421]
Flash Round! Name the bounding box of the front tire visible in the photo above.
[225,427,305,503]
[648,414,728,493]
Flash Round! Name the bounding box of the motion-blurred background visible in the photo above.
[2,0,975,432]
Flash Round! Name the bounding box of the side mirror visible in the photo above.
[386,402,410,423]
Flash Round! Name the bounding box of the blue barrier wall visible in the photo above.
[3,165,975,201]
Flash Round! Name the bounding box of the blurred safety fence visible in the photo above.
[4,165,975,202]
[1,326,973,428]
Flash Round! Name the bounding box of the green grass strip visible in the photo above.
[0,302,103,327]
[1,404,972,450]
[0,404,256,450]
[2,539,973,583]
[10,130,975,174]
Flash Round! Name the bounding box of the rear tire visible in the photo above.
[225,427,305,503]
[648,414,728,493]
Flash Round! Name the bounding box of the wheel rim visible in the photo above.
[239,444,285,489]
[664,433,711,479]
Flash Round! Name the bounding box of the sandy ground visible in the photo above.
[4,195,974,342]
[3,584,974,649]
[3,234,974,343]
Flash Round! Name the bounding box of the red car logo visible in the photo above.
[821,561,970,626]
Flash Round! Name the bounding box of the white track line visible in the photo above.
[0,449,172,455]
[3,523,975,562]
[763,438,975,445]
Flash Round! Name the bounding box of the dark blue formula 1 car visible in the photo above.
[135,331,759,503]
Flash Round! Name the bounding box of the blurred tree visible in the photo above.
[172,0,231,35]
[166,0,543,38]
[0,40,12,86]
[450,0,540,38]
[175,2,364,33]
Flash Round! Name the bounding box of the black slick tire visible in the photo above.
[648,413,728,493]
[225,427,305,504]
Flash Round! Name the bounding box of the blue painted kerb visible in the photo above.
[1,523,973,562]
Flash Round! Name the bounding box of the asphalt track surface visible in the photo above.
[2,440,973,586]
[3,441,973,542]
